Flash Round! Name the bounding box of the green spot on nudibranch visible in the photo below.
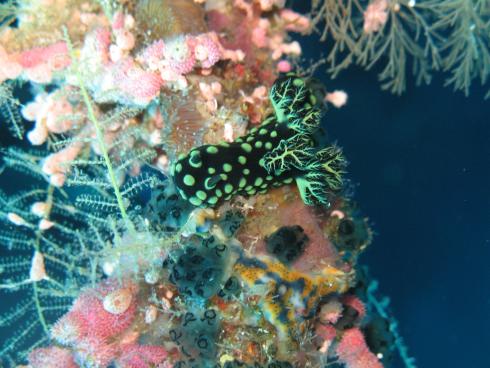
[204,181,213,190]
[241,143,252,153]
[175,163,183,173]
[265,142,273,150]
[208,167,216,174]
[189,151,202,168]
[255,141,263,148]
[270,130,278,138]
[206,146,219,154]
[224,184,234,194]
[259,128,268,135]
[238,156,247,165]
[196,190,207,200]
[293,78,304,87]
[216,189,223,197]
[205,177,218,190]
[254,177,263,187]
[189,196,202,206]
[177,188,188,200]
[239,178,247,188]
[183,174,195,186]
[243,168,250,175]
[266,175,273,181]
[223,163,232,172]
[283,178,294,184]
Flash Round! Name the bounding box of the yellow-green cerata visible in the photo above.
[171,74,347,208]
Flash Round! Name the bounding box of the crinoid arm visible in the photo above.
[295,145,347,206]
[261,135,315,175]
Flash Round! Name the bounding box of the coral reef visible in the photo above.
[0,0,422,367]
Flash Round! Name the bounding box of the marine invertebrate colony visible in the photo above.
[0,0,416,367]
[310,0,489,96]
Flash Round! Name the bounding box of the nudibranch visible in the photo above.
[170,74,347,208]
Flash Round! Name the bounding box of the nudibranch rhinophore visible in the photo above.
[170,74,347,208]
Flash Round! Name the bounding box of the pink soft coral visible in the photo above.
[49,279,172,367]
[163,35,196,75]
[363,0,389,34]
[42,140,85,187]
[100,58,164,106]
[116,344,169,368]
[75,336,118,367]
[28,346,78,368]
[280,9,311,33]
[51,279,137,344]
[0,45,22,83]
[336,328,383,368]
[193,32,222,69]
[138,40,165,71]
[23,90,75,145]
[342,295,367,321]
[18,42,71,83]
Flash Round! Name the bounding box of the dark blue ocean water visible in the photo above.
[307,52,490,368]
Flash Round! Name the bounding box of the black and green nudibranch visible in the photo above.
[170,74,347,208]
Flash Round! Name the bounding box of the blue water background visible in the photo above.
[299,36,490,368]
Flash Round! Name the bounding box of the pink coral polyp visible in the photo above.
[110,59,164,106]
[336,328,383,368]
[28,346,78,368]
[75,336,118,367]
[116,344,169,368]
[193,33,222,69]
[163,36,196,74]
[74,284,136,339]
[52,279,137,345]
[363,0,389,34]
[19,42,69,69]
